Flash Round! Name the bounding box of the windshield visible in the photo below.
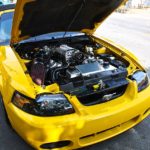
[0,11,13,43]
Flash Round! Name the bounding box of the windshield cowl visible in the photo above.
[19,32,85,44]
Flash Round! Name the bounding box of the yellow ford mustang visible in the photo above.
[0,0,150,150]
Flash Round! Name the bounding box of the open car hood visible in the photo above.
[11,0,126,44]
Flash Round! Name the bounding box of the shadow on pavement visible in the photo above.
[0,99,33,150]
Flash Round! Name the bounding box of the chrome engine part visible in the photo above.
[22,43,128,86]
[66,61,116,82]
[51,45,85,64]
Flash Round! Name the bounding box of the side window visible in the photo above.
[0,12,13,42]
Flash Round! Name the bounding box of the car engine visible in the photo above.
[17,35,129,105]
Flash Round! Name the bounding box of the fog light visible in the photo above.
[40,140,71,149]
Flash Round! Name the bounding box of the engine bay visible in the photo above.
[16,35,129,105]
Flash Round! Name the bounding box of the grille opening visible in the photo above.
[80,134,95,139]
[143,108,150,116]
[77,85,127,106]
[40,140,71,149]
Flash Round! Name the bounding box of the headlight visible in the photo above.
[12,92,75,116]
[131,71,149,92]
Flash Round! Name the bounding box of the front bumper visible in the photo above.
[6,83,150,150]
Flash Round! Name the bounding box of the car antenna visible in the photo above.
[63,0,86,38]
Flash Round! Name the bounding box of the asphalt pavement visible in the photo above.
[0,10,150,150]
[96,9,150,69]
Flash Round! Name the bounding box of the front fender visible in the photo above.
[0,46,36,103]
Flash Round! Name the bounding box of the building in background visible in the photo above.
[143,0,150,7]
[1,0,150,8]
[126,0,150,8]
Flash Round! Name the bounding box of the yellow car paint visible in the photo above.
[6,84,150,149]
[0,4,150,150]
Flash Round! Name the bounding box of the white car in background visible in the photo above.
[0,0,16,5]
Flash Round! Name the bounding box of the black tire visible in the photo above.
[0,94,12,127]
